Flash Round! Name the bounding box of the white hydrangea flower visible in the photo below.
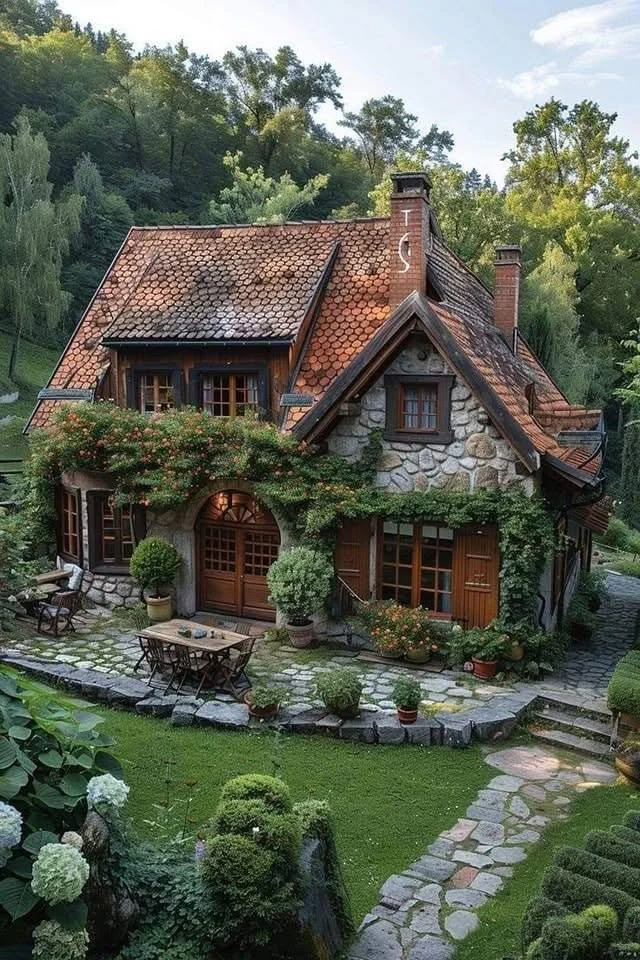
[61,831,84,851]
[86,773,129,810]
[31,843,89,905]
[0,801,22,852]
[33,919,89,960]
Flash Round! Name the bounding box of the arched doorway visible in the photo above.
[196,490,280,620]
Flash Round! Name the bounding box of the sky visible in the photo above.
[59,0,640,182]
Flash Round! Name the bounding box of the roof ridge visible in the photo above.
[129,217,390,233]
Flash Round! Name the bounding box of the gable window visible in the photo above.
[201,373,259,418]
[140,373,175,413]
[57,486,82,563]
[380,521,453,615]
[384,374,454,443]
[88,492,146,573]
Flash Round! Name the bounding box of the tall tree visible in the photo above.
[208,150,328,224]
[0,118,80,380]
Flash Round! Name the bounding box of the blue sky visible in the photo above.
[61,0,640,182]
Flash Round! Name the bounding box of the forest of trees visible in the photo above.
[2,0,640,503]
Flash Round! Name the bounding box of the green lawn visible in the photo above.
[0,330,59,469]
[97,708,492,921]
[456,778,640,960]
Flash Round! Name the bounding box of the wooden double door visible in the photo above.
[197,491,280,621]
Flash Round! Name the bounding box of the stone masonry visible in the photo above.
[327,337,533,495]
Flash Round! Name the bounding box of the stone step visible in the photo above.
[536,690,611,721]
[530,726,613,760]
[533,707,613,744]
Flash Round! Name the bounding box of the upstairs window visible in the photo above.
[384,374,454,443]
[201,373,259,418]
[140,373,175,413]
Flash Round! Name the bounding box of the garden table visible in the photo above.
[135,619,252,696]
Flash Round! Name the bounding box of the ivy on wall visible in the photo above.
[25,403,554,626]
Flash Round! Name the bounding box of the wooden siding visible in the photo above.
[336,519,371,601]
[452,525,500,628]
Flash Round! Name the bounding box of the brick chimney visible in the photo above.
[389,172,431,307]
[494,245,522,350]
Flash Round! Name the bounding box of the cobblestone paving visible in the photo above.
[348,745,616,960]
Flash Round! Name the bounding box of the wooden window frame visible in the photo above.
[190,364,269,419]
[56,485,82,564]
[378,520,454,618]
[126,365,182,411]
[384,374,454,444]
[87,491,146,575]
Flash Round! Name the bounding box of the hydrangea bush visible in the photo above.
[31,842,89,905]
[87,773,130,811]
[0,802,22,864]
[32,919,89,960]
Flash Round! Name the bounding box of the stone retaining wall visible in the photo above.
[82,569,140,610]
[1,652,537,748]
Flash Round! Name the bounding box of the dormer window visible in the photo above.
[202,373,259,418]
[140,373,175,413]
[384,374,454,444]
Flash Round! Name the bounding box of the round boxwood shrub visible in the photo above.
[129,536,182,597]
[219,774,293,813]
[522,897,570,946]
[314,668,363,719]
[266,546,333,624]
[214,798,301,864]
[537,904,617,960]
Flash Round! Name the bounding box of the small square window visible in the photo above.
[201,373,259,417]
[139,373,175,413]
[384,375,454,444]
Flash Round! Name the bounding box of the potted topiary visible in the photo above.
[266,546,333,647]
[129,536,182,623]
[244,685,287,721]
[314,668,362,719]
[392,676,422,724]
[615,733,640,786]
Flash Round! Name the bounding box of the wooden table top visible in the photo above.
[36,569,70,585]
[138,619,250,653]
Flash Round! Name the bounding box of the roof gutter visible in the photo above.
[101,338,294,349]
[543,452,603,489]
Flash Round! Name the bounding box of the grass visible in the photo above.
[97,707,492,921]
[0,330,59,468]
[455,777,640,960]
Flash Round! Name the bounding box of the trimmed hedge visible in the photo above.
[522,897,570,946]
[541,866,639,926]
[586,831,640,871]
[625,908,640,942]
[608,652,640,717]
[535,904,617,960]
[610,946,640,959]
[553,847,640,898]
[624,812,640,833]
[612,825,640,848]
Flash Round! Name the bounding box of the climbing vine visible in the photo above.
[25,403,554,626]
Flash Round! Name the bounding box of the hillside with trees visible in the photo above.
[2,0,640,505]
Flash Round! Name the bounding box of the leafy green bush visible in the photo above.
[522,897,569,946]
[608,653,640,717]
[624,812,640,833]
[601,517,634,550]
[314,669,362,719]
[129,536,182,596]
[579,569,609,609]
[266,546,333,624]
[536,904,617,960]
[0,509,41,625]
[0,667,121,928]
[248,685,287,710]
[354,601,444,658]
[214,798,301,864]
[541,866,638,925]
[585,831,640,870]
[616,560,640,579]
[219,774,293,814]
[565,593,596,639]
[32,919,89,959]
[553,847,640,898]
[610,944,640,959]
[392,676,422,710]
[624,907,640,942]
[447,621,512,665]
[612,825,640,848]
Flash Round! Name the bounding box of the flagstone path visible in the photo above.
[348,744,616,960]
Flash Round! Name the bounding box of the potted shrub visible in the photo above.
[244,685,287,720]
[266,546,333,647]
[315,669,362,719]
[129,536,182,623]
[466,625,511,680]
[392,676,423,724]
[615,733,640,786]
[354,600,407,659]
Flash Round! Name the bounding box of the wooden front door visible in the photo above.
[452,525,500,628]
[197,491,280,621]
[336,519,371,601]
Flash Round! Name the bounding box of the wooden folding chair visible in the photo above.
[145,637,179,691]
[215,637,255,700]
[37,590,83,637]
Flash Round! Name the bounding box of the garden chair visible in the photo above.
[36,589,83,637]
[144,637,179,690]
[215,636,256,700]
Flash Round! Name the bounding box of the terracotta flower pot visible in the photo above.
[397,707,419,725]
[406,646,431,664]
[244,693,279,721]
[378,649,404,660]
[287,621,314,647]
[504,642,525,663]
[146,595,172,623]
[472,657,498,680]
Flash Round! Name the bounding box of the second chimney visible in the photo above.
[389,172,431,307]
[494,245,522,350]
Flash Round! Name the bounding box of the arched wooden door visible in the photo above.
[197,491,280,620]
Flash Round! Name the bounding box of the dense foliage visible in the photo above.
[129,536,182,597]
[314,669,363,720]
[266,547,334,623]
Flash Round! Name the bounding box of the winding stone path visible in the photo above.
[348,744,616,960]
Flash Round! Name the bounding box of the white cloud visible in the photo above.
[499,60,623,98]
[426,44,445,58]
[531,0,640,66]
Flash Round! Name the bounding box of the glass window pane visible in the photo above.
[381,584,397,602]
[420,590,435,610]
[399,523,413,537]
[421,569,435,589]
[438,570,452,592]
[398,565,412,586]
[398,544,413,565]
[439,527,454,540]
[383,521,398,535]
[396,588,412,606]
[422,525,438,541]
[439,549,453,569]
[422,547,437,568]
[437,593,452,613]
[382,565,397,584]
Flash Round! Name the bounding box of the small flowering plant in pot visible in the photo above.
[244,684,288,720]
[314,668,363,719]
[355,600,408,659]
[130,536,182,622]
[467,624,512,680]
[266,546,334,647]
[392,676,423,725]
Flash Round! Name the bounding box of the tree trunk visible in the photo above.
[7,328,20,382]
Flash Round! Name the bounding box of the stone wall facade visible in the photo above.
[327,336,535,496]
